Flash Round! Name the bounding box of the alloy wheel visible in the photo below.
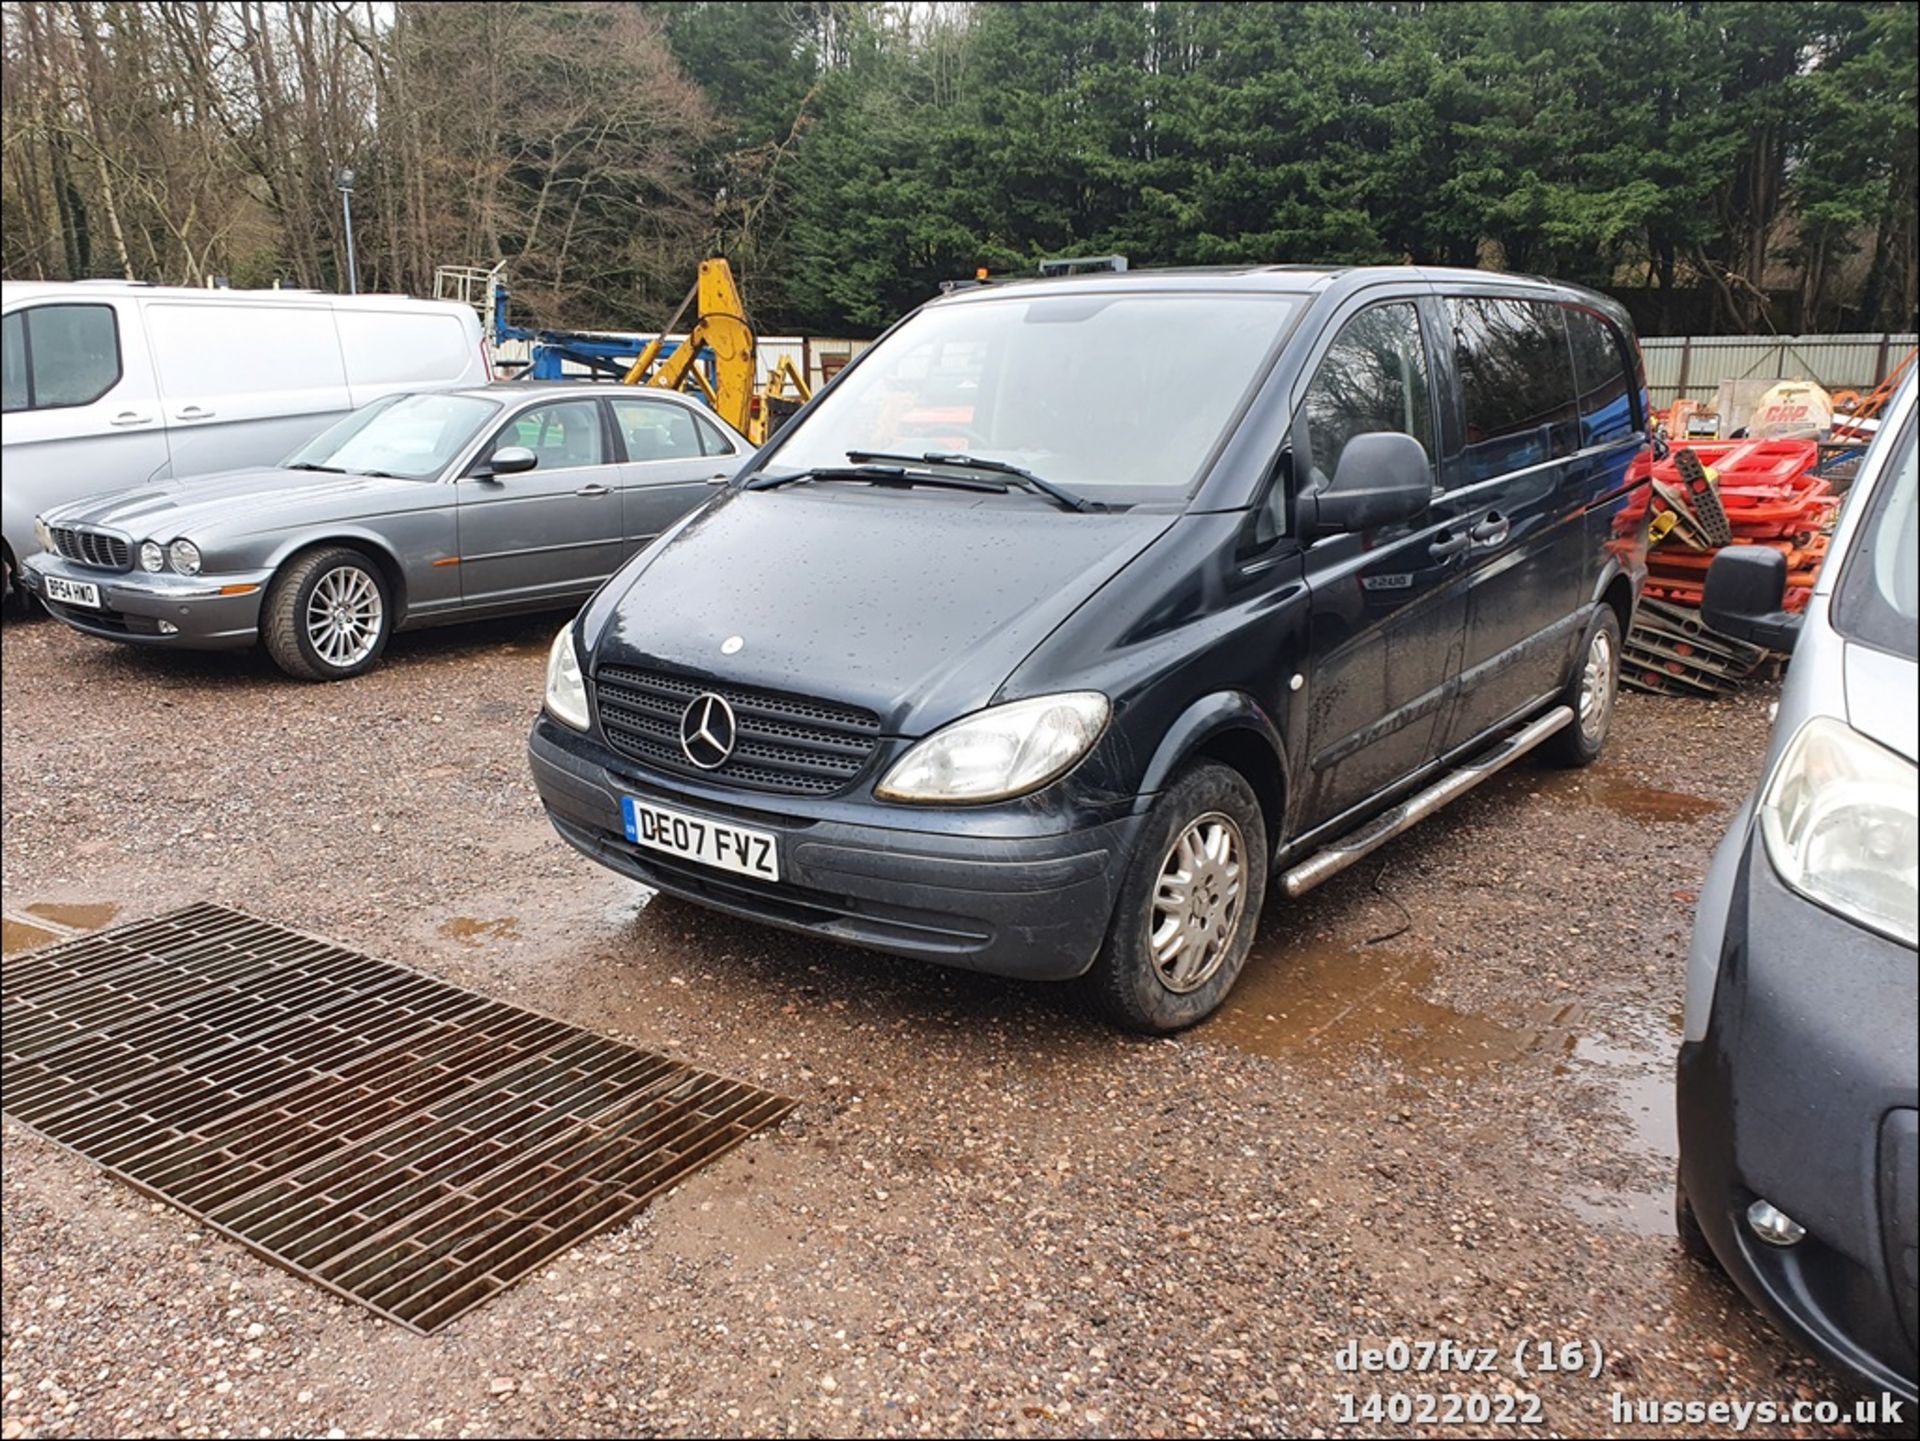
[1148,811,1247,994]
[1579,626,1615,742]
[305,565,384,669]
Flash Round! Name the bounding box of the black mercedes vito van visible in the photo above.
[530,266,1652,1031]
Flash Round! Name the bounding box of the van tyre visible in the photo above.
[1546,605,1620,768]
[263,546,392,681]
[1087,762,1267,1034]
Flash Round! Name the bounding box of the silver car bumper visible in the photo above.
[20,551,271,650]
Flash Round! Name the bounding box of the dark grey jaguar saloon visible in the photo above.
[20,383,747,679]
[530,265,1653,1030]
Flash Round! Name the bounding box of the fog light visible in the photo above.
[157,620,179,635]
[1746,1198,1806,1247]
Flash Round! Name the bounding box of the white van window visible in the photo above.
[2,304,122,411]
[146,302,345,398]
[336,311,470,386]
[1,314,24,412]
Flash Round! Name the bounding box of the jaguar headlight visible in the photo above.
[168,539,202,575]
[876,692,1109,804]
[1759,717,1917,946]
[34,517,53,553]
[139,541,166,573]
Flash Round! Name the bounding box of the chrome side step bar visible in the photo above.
[1280,704,1575,900]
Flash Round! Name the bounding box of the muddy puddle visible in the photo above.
[1592,780,1722,824]
[1205,939,1556,1071]
[438,915,522,944]
[25,901,120,930]
[2,918,62,955]
[1205,935,1679,1237]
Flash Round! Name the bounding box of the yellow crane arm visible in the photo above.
[620,259,758,437]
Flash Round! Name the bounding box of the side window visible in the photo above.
[1448,297,1578,482]
[610,397,702,462]
[2,313,26,412]
[3,304,122,410]
[694,413,737,457]
[1565,307,1635,447]
[1294,301,1434,491]
[499,399,605,469]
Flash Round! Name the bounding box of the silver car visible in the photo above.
[18,383,748,679]
[1677,373,1916,1401]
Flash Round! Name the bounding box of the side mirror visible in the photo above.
[1703,546,1801,652]
[478,445,538,479]
[1301,431,1432,541]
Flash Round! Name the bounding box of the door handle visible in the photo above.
[174,405,215,420]
[1428,531,1469,560]
[109,411,153,427]
[1470,512,1509,546]
[705,472,731,484]
[574,483,612,497]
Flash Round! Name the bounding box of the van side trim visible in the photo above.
[1281,705,1573,898]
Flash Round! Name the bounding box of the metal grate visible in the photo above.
[50,524,133,572]
[0,904,794,1334]
[594,663,882,796]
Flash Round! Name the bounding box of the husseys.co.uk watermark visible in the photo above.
[1609,1391,1907,1432]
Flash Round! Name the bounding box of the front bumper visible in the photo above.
[529,715,1142,981]
[1677,832,1918,1403]
[19,552,268,650]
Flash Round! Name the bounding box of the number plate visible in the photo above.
[44,575,101,609]
[621,796,779,882]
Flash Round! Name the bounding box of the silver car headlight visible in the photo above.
[139,541,165,573]
[168,539,202,575]
[876,692,1109,804]
[1759,716,1917,947]
[544,625,591,732]
[34,517,53,553]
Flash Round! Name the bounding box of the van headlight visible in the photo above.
[544,625,591,731]
[1759,717,1917,946]
[876,692,1109,804]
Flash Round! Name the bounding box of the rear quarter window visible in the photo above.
[1448,297,1579,482]
[1565,308,1637,446]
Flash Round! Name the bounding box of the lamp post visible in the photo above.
[336,168,358,295]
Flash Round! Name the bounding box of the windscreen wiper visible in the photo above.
[845,450,1105,513]
[743,464,1007,495]
[286,462,346,473]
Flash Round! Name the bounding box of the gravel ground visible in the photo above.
[0,612,1880,1438]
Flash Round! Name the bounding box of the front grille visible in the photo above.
[51,525,132,571]
[594,664,882,796]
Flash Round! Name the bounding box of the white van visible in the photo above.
[1,282,490,597]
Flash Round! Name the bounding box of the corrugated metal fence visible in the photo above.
[1642,333,1917,410]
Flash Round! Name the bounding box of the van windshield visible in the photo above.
[761,292,1298,504]
[283,392,500,480]
[1834,417,1917,659]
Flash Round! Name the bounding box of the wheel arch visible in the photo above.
[266,532,409,623]
[1136,693,1289,852]
[1591,560,1637,638]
